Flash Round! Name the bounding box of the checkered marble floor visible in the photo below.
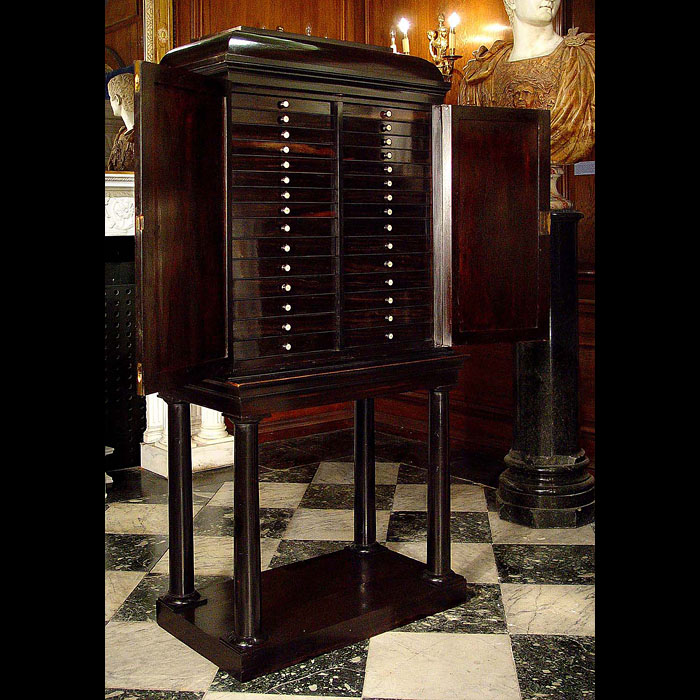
[105,434,594,700]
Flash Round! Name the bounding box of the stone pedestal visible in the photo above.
[497,210,595,528]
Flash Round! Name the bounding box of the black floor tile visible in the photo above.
[493,544,595,584]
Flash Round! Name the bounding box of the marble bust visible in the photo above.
[107,72,136,172]
[458,0,594,208]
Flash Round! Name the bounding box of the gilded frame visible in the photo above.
[143,0,173,63]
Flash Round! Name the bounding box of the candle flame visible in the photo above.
[398,17,410,35]
[448,12,460,28]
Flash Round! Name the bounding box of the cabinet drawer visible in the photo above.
[344,288,431,311]
[230,93,332,114]
[344,270,429,292]
[230,171,335,189]
[343,305,430,328]
[233,237,336,259]
[343,117,430,137]
[342,175,430,192]
[233,256,336,279]
[343,236,426,256]
[344,253,429,275]
[343,189,428,205]
[342,161,429,177]
[343,203,428,219]
[230,124,335,144]
[232,275,335,299]
[343,146,429,164]
[343,218,427,236]
[230,202,336,218]
[232,294,336,319]
[344,324,432,348]
[342,104,429,122]
[230,187,335,203]
[231,139,335,159]
[231,218,336,238]
[233,313,336,340]
[230,155,336,173]
[230,108,333,129]
[343,133,429,151]
[234,332,336,360]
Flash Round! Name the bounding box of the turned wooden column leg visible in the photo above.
[353,398,377,551]
[426,387,452,581]
[229,417,264,645]
[160,399,203,608]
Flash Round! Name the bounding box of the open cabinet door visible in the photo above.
[433,105,550,346]
[134,60,228,395]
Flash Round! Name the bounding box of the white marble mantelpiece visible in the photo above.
[105,172,235,477]
[105,172,136,236]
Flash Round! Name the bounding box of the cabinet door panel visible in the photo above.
[134,60,228,394]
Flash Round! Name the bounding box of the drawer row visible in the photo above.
[232,288,430,319]
[229,187,428,204]
[230,218,427,237]
[232,235,427,258]
[229,172,429,191]
[230,155,428,177]
[232,253,429,278]
[229,203,428,218]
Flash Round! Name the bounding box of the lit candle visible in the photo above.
[398,17,410,54]
[448,12,460,54]
[390,28,398,53]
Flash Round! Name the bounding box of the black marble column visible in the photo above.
[497,210,595,528]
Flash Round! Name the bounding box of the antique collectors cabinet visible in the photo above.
[134,27,549,681]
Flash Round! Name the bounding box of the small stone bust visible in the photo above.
[107,72,135,171]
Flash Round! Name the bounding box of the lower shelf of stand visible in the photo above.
[157,544,467,681]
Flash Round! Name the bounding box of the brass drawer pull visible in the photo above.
[281,161,290,169]
[383,138,392,146]
[385,332,394,339]
[283,343,292,350]
[384,194,393,201]
[384,180,392,187]
[281,264,291,272]
[384,208,393,215]
[281,224,291,232]
[385,242,393,249]
[381,123,392,132]
[279,114,290,123]
[382,152,393,160]
[385,279,394,286]
[384,260,393,268]
[278,100,290,108]
[281,191,291,199]
[282,324,292,332]
[281,146,290,154]
[281,130,290,139]
[281,176,290,184]
[384,224,393,231]
[281,283,292,292]
[282,303,292,311]
[385,315,394,322]
[281,244,291,252]
[383,165,393,173]
[380,110,393,118]
[385,297,394,304]
[281,206,291,214]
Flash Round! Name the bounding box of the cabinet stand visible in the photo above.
[156,356,467,681]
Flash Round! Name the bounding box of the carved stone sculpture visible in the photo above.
[458,0,594,208]
[107,72,136,172]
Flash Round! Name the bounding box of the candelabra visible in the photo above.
[427,12,462,83]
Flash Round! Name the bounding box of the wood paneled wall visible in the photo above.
[168,0,595,460]
[105,0,143,69]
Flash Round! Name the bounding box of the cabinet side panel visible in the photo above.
[450,109,544,344]
[135,62,228,393]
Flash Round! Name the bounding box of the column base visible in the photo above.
[140,438,234,478]
[497,449,595,528]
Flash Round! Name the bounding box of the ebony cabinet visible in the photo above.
[133,27,549,681]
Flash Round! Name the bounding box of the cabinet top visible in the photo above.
[161,26,448,99]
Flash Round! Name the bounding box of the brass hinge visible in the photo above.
[135,214,144,233]
[134,72,140,93]
[539,211,551,236]
[136,362,144,396]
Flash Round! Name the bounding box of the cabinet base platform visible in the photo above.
[157,544,468,681]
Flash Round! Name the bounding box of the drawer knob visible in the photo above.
[384,208,393,215]
[385,242,393,249]
[385,279,394,286]
[384,224,393,231]
[281,161,290,169]
[281,224,291,232]
[384,180,393,187]
[279,114,290,123]
[383,165,393,173]
[281,191,291,199]
[384,194,393,201]
[281,244,291,252]
[385,315,394,322]
[281,206,291,214]
[278,100,290,108]
[385,332,394,340]
[281,264,291,272]
[282,304,292,311]
[382,152,393,160]
[381,124,392,132]
[384,260,393,268]
[283,343,292,350]
[281,146,290,154]
[383,138,392,146]
[282,284,292,292]
[381,110,393,118]
[281,130,290,139]
[281,176,290,184]
[385,297,394,304]
[282,324,292,331]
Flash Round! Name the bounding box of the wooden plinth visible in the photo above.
[157,544,467,681]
